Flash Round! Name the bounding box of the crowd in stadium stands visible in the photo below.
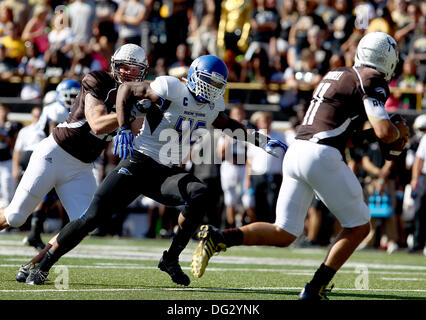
[0,0,425,254]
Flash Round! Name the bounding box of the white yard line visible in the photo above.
[0,287,426,294]
[1,245,426,272]
[1,264,426,277]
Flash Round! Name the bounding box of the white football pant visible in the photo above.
[275,139,370,236]
[4,135,97,227]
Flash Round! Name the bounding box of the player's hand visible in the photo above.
[113,125,134,159]
[263,139,288,158]
[131,99,152,119]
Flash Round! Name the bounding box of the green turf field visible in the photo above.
[0,232,425,300]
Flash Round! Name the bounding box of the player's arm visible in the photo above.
[212,111,287,157]
[85,93,119,135]
[115,81,163,128]
[363,96,408,143]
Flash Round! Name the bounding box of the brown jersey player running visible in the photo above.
[191,32,410,300]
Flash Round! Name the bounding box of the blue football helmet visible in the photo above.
[186,55,228,103]
[56,79,81,109]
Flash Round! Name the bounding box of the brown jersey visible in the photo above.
[52,71,118,163]
[295,66,390,155]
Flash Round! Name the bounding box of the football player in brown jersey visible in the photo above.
[191,32,410,300]
[5,44,149,284]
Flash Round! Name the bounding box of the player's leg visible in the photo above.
[146,168,211,286]
[299,145,370,300]
[191,163,313,278]
[26,158,145,285]
[0,136,57,231]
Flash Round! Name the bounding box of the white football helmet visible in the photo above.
[111,44,149,83]
[413,114,426,138]
[354,32,398,81]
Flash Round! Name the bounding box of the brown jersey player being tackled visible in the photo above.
[191,32,410,300]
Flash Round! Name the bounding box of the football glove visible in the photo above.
[113,125,134,159]
[263,139,288,158]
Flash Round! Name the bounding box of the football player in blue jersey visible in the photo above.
[24,55,288,286]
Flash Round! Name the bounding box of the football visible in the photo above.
[379,114,408,161]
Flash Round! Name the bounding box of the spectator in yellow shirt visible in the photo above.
[0,21,25,66]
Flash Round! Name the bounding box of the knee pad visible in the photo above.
[4,189,42,228]
[4,210,29,228]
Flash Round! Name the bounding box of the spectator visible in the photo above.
[44,48,70,79]
[167,42,191,78]
[0,21,26,66]
[367,5,395,36]
[390,0,411,31]
[288,0,326,68]
[113,0,147,46]
[67,0,96,48]
[246,111,286,222]
[329,0,355,54]
[0,4,13,36]
[306,25,331,76]
[21,4,50,54]
[241,47,271,103]
[88,20,117,72]
[328,52,345,70]
[1,0,29,32]
[0,104,21,208]
[408,15,426,91]
[0,42,14,79]
[95,0,118,22]
[276,0,299,56]
[45,10,74,60]
[395,59,422,110]
[217,0,252,58]
[244,0,279,63]
[394,1,420,60]
[11,105,43,182]
[17,41,45,77]
[361,148,399,254]
[160,0,190,62]
[287,48,323,91]
[187,0,217,59]
[315,0,337,30]
[152,56,168,78]
[217,104,252,227]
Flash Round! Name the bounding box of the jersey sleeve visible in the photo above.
[82,71,116,101]
[215,97,226,112]
[362,72,390,104]
[416,135,426,160]
[150,76,183,101]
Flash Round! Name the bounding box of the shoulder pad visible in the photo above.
[359,69,390,102]
[150,76,185,101]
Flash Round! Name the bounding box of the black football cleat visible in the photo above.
[16,263,36,283]
[158,250,190,286]
[298,283,334,300]
[26,266,49,285]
